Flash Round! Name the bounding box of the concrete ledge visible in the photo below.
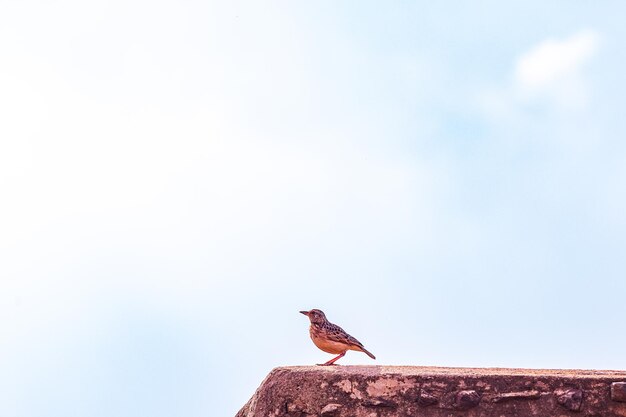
[236,366,626,417]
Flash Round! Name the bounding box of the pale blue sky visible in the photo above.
[1,1,625,416]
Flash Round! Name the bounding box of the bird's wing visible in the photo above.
[325,322,365,348]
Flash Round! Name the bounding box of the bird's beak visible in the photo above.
[300,310,309,316]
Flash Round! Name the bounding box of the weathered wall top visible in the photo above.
[236,366,626,417]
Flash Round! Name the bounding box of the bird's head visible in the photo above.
[300,309,327,325]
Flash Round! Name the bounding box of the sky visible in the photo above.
[1,1,626,416]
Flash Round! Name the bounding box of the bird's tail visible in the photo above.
[361,347,376,360]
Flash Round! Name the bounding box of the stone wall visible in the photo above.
[236,366,626,417]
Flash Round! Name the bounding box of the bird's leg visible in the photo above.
[319,351,346,366]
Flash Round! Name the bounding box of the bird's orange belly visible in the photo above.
[310,333,350,354]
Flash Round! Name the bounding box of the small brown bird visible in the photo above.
[300,309,376,366]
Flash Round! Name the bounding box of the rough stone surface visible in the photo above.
[417,389,439,407]
[236,366,626,417]
[493,389,541,403]
[556,388,584,411]
[613,382,626,402]
[320,403,341,416]
[455,389,481,410]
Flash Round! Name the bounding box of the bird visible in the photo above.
[300,309,376,366]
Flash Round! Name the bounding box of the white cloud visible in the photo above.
[478,29,602,122]
[515,30,599,90]
[513,30,600,107]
